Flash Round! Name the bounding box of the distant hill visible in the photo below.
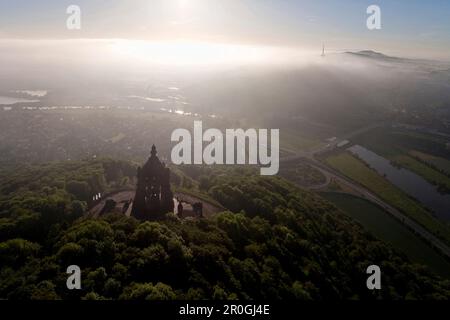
[345,50,408,62]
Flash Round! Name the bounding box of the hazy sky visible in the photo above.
[0,0,450,60]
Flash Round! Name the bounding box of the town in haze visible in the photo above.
[1,0,450,304]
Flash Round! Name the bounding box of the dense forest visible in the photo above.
[0,160,449,300]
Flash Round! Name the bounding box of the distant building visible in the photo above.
[131,145,174,220]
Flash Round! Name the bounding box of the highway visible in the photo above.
[280,123,450,259]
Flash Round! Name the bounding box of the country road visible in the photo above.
[280,122,450,259]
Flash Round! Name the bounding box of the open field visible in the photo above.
[322,192,450,278]
[350,127,450,192]
[353,127,450,159]
[409,150,450,176]
[325,152,450,244]
[281,130,322,153]
[390,154,450,192]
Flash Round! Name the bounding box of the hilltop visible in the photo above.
[0,160,449,299]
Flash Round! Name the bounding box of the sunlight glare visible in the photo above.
[111,40,282,67]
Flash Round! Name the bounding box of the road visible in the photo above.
[280,122,450,259]
[88,191,223,219]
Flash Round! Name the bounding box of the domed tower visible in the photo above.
[131,145,174,220]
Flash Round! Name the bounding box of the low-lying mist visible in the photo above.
[1,39,450,131]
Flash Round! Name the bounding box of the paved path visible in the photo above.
[89,190,134,218]
[88,190,223,219]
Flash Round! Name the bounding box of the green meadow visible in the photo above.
[322,192,450,278]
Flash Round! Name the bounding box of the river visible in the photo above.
[348,144,450,221]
